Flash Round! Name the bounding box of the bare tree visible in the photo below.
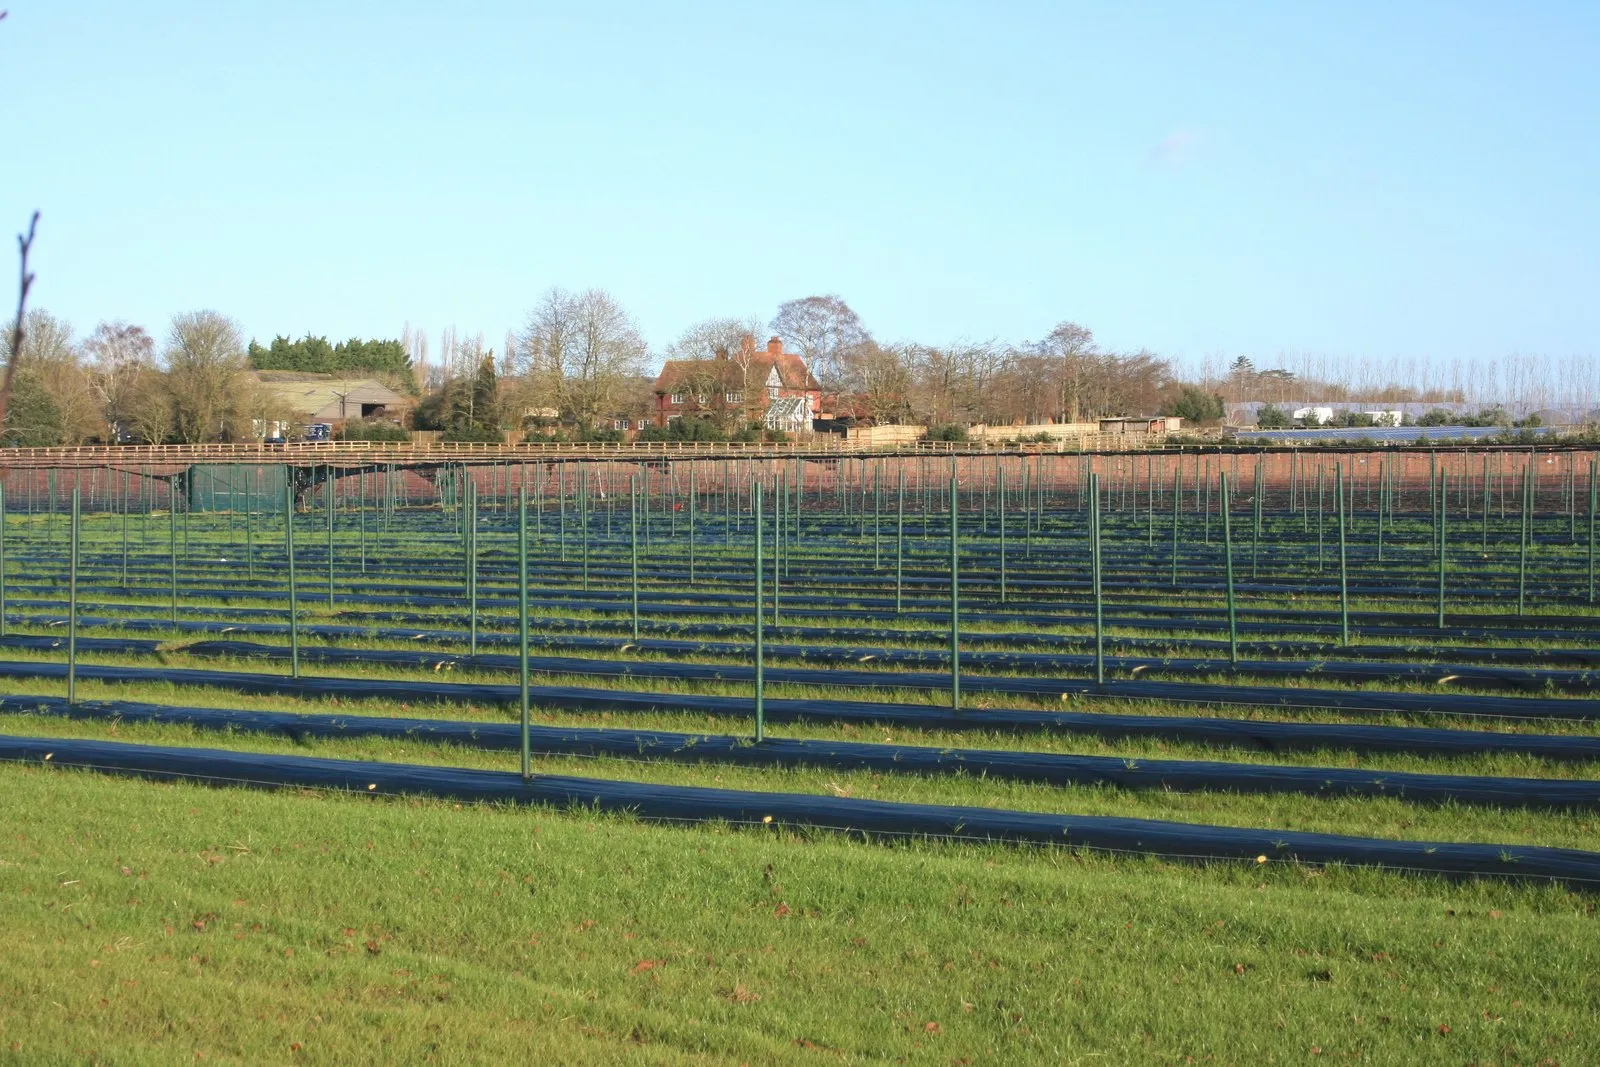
[770,295,868,396]
[82,320,155,441]
[124,367,177,445]
[666,316,764,361]
[843,340,915,423]
[667,315,766,424]
[8,308,102,444]
[0,211,38,434]
[164,310,247,442]
[1032,321,1096,423]
[518,287,648,428]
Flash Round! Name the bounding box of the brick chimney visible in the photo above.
[767,337,783,356]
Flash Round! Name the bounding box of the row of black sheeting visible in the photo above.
[12,608,1600,670]
[10,579,1600,641]
[5,694,1598,810]
[4,662,1600,761]
[2,733,1596,884]
[9,630,1598,694]
[3,652,1593,723]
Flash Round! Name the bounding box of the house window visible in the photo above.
[726,391,743,404]
[768,386,779,400]
[666,414,680,424]
[614,418,630,430]
[695,394,707,404]
[669,393,684,405]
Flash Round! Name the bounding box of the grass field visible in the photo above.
[3,762,1598,1065]
[4,454,1600,1062]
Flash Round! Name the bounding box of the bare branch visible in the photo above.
[0,210,40,431]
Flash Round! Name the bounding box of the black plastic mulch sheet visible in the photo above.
[1,734,1596,884]
[4,694,1598,809]
[1,656,1594,723]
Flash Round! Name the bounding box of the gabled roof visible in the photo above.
[653,354,819,394]
[254,376,411,418]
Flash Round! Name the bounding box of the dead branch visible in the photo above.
[0,210,40,431]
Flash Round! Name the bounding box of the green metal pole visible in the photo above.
[950,472,961,712]
[246,470,255,582]
[753,479,765,743]
[169,486,178,629]
[286,476,300,679]
[1171,462,1182,588]
[1091,471,1105,683]
[1589,458,1596,605]
[1336,462,1349,647]
[874,463,882,569]
[1220,471,1237,666]
[1376,458,1386,563]
[895,465,905,615]
[327,466,335,610]
[68,488,79,704]
[519,486,530,780]
[998,465,1007,604]
[121,468,130,587]
[0,484,7,638]
[1437,471,1448,629]
[630,475,640,640]
[1518,460,1531,616]
[1250,460,1262,580]
[468,480,478,656]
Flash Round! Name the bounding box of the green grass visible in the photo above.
[3,762,1598,1065]
[3,498,1600,1061]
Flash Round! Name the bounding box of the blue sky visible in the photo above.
[3,2,1596,379]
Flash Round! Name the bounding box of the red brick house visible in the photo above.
[652,336,821,432]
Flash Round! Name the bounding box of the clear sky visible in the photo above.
[4,2,1597,378]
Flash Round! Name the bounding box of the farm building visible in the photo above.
[253,373,415,431]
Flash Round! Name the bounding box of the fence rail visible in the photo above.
[0,433,1195,467]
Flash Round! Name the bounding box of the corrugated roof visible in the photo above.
[259,378,410,417]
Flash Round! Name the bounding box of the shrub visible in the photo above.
[441,425,502,444]
[334,419,410,442]
[1255,404,1291,429]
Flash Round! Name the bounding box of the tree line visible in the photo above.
[25,287,1520,447]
